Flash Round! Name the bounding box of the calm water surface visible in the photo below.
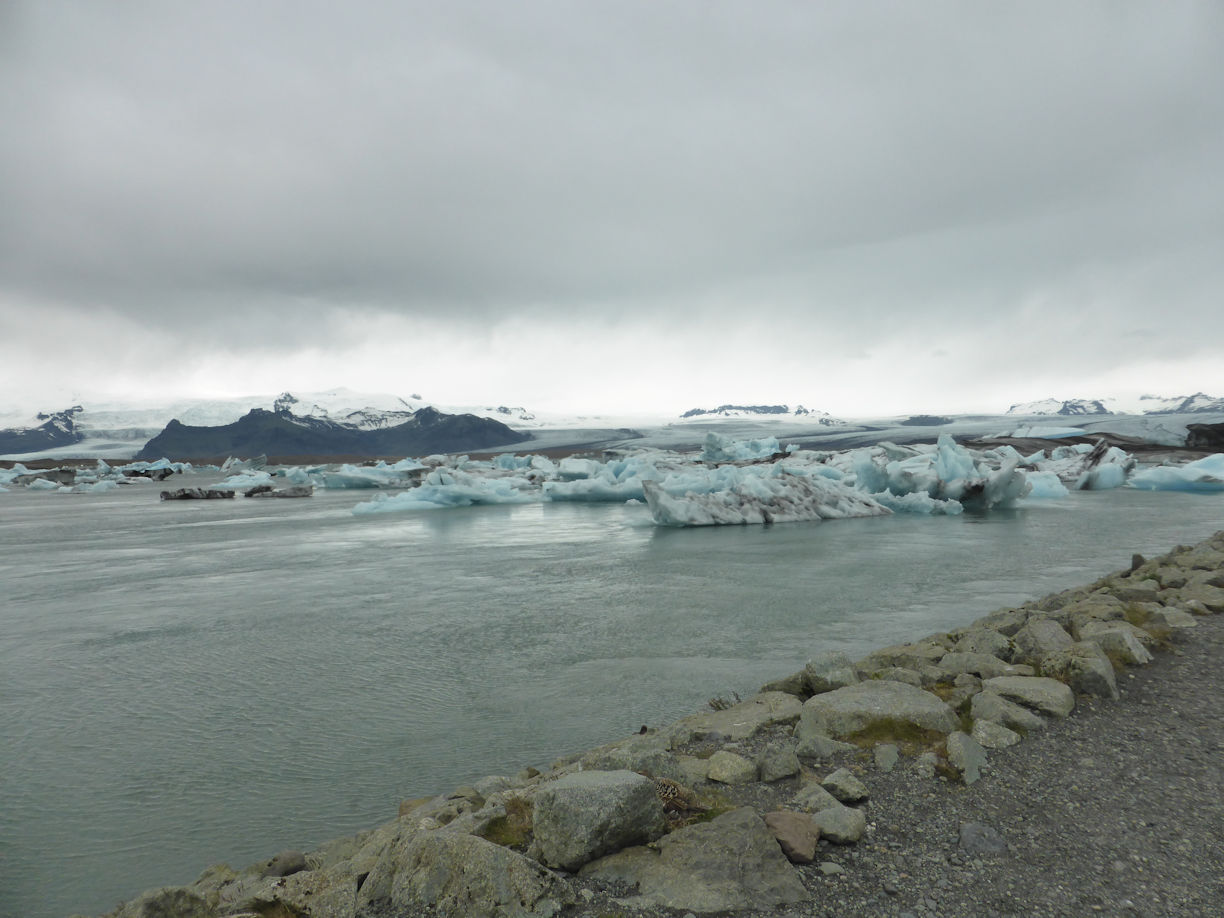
[1,475,1221,917]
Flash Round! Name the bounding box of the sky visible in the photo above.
[2,1,1222,420]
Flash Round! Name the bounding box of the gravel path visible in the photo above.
[755,614,1224,918]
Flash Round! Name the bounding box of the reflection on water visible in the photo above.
[0,478,1221,917]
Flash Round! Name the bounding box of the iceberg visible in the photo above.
[1129,454,1224,492]
[642,468,891,527]
[699,433,785,462]
[352,467,536,513]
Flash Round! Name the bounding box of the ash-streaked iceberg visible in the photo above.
[642,467,891,527]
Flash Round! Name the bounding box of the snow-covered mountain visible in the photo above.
[680,404,847,425]
[1007,393,1224,416]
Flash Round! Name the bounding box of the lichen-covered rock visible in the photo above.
[858,640,949,671]
[937,651,1026,679]
[359,829,572,917]
[982,676,1075,718]
[801,679,958,740]
[1039,641,1119,700]
[580,807,808,912]
[530,770,666,871]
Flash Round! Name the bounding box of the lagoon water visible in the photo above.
[1,475,1222,917]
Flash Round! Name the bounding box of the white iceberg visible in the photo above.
[1129,454,1224,492]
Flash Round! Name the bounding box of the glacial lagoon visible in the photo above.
[2,478,1222,917]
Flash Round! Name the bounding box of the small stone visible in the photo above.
[819,860,845,875]
[874,743,899,773]
[821,767,868,803]
[959,821,1007,856]
[945,731,987,785]
[792,781,841,813]
[971,719,1021,750]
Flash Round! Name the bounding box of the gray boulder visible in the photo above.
[791,781,841,813]
[580,807,808,912]
[115,887,211,918]
[969,690,1046,733]
[937,651,1025,679]
[971,719,1022,750]
[359,829,572,917]
[1039,641,1119,699]
[811,804,868,843]
[707,750,758,785]
[666,691,804,745]
[757,739,801,782]
[1077,621,1155,665]
[952,628,1014,660]
[531,770,666,871]
[801,679,958,740]
[1011,618,1074,665]
[821,767,868,803]
[804,651,859,694]
[982,676,1075,718]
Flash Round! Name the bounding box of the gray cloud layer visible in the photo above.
[2,1,1222,412]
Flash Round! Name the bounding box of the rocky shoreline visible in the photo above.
[87,531,1224,918]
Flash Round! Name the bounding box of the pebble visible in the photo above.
[819,861,845,876]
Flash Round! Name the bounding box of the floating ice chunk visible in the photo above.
[27,478,61,491]
[1023,471,1070,499]
[1129,454,1224,492]
[318,463,424,489]
[557,457,601,480]
[351,468,538,514]
[642,468,890,527]
[544,478,648,502]
[208,471,275,490]
[76,479,121,493]
[871,490,963,515]
[700,433,783,462]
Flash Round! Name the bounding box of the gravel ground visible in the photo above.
[554,614,1224,918]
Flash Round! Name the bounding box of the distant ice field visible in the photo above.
[1,480,1222,917]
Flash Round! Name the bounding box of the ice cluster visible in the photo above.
[5,433,1221,529]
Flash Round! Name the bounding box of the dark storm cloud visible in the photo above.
[2,0,1223,396]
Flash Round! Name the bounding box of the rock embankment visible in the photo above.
[86,531,1224,918]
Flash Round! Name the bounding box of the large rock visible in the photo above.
[530,770,666,871]
[666,691,804,745]
[937,651,1026,679]
[821,767,868,803]
[952,628,1014,660]
[982,676,1075,718]
[1011,618,1074,666]
[804,651,860,694]
[801,679,958,741]
[858,640,949,672]
[1039,641,1119,699]
[969,690,1046,733]
[757,740,801,782]
[1172,580,1224,613]
[945,731,987,785]
[707,750,758,785]
[580,807,808,913]
[811,804,868,844]
[114,887,211,918]
[1077,621,1155,665]
[359,829,572,917]
[581,733,685,782]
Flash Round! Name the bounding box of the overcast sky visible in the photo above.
[2,1,1222,418]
